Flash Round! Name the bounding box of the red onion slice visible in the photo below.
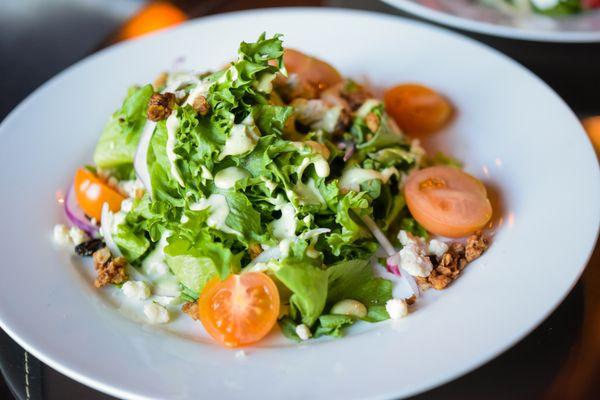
[343,142,355,162]
[362,215,421,298]
[64,185,98,236]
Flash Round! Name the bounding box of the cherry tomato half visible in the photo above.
[284,48,343,91]
[404,166,492,238]
[384,84,452,135]
[74,168,125,221]
[198,272,280,348]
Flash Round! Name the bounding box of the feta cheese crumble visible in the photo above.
[385,299,408,320]
[143,302,170,324]
[154,295,177,306]
[399,243,433,277]
[69,226,88,245]
[428,239,449,258]
[53,224,71,246]
[122,281,151,300]
[295,324,312,341]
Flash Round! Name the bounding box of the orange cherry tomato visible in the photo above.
[74,168,125,221]
[384,84,452,135]
[582,116,600,157]
[119,1,187,40]
[284,48,343,91]
[404,166,492,238]
[198,272,280,348]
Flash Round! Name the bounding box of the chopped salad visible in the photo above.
[480,0,600,15]
[53,34,493,348]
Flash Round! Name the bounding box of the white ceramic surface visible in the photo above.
[383,0,600,42]
[0,8,598,400]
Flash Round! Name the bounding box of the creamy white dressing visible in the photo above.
[292,140,330,159]
[189,194,239,235]
[200,165,213,180]
[339,166,399,192]
[271,203,297,240]
[313,158,330,178]
[262,177,277,192]
[165,111,185,187]
[214,167,249,189]
[185,80,212,107]
[294,177,325,205]
[219,116,260,160]
[164,71,199,93]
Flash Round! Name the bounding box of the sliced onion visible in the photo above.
[385,254,421,298]
[343,142,355,162]
[400,267,420,298]
[301,228,331,240]
[100,203,122,257]
[133,121,157,198]
[360,215,395,256]
[64,185,98,236]
[386,254,401,275]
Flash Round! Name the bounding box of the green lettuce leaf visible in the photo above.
[94,84,154,170]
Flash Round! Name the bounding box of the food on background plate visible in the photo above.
[479,0,600,16]
[52,33,493,348]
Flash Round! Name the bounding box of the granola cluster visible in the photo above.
[92,247,129,288]
[147,92,176,121]
[417,232,489,290]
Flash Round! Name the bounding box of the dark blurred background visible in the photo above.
[0,1,599,399]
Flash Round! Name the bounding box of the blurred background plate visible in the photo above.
[381,0,600,42]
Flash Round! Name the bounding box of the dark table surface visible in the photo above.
[1,1,599,399]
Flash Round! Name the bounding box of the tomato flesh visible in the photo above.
[384,84,452,135]
[74,168,125,221]
[404,166,492,238]
[198,272,280,348]
[284,48,343,91]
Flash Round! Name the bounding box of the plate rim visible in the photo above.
[0,7,599,400]
[381,0,600,42]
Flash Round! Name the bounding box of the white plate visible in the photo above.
[0,8,598,400]
[382,0,600,42]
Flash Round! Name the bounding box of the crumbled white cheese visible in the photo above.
[53,224,72,246]
[398,230,421,246]
[295,324,312,341]
[120,179,145,199]
[385,298,408,320]
[154,296,177,306]
[428,239,449,258]
[122,281,151,300]
[143,302,170,324]
[399,243,433,277]
[68,227,89,246]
